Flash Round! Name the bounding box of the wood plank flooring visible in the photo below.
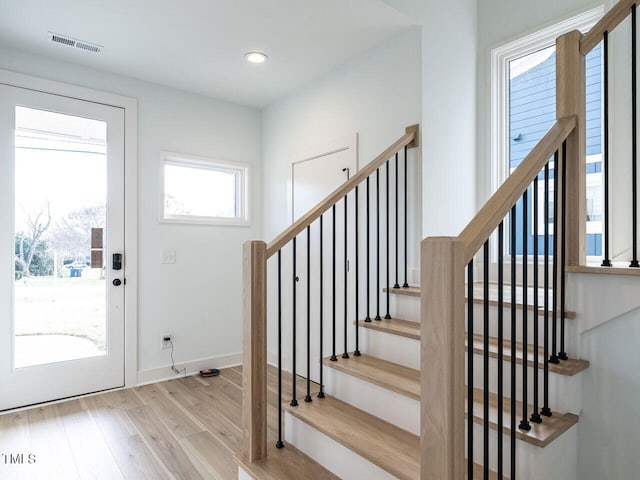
[0,366,326,480]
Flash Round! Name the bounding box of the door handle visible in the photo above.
[113,279,122,287]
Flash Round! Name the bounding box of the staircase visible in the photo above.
[237,1,640,478]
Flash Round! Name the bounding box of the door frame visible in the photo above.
[0,68,139,388]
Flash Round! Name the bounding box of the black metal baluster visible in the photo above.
[403,146,409,288]
[550,152,560,365]
[305,226,312,403]
[365,177,371,323]
[542,162,552,417]
[319,216,325,398]
[291,237,298,407]
[331,205,338,362]
[386,161,391,319]
[520,190,531,431]
[531,176,542,424]
[355,187,361,356]
[467,261,474,480]
[559,143,568,361]
[498,221,504,477]
[276,250,284,447]
[510,206,517,479]
[376,169,381,320]
[602,31,612,267]
[394,153,400,289]
[483,240,490,478]
[343,195,350,359]
[632,4,639,268]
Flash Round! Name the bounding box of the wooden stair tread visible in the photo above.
[469,388,579,448]
[385,285,421,297]
[235,444,339,480]
[358,318,589,376]
[467,333,589,376]
[567,264,640,276]
[385,283,577,318]
[323,354,420,400]
[284,394,420,480]
[323,354,577,447]
[357,317,420,339]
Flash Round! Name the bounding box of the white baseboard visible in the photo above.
[137,352,242,386]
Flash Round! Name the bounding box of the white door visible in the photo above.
[0,84,125,411]
[292,137,357,383]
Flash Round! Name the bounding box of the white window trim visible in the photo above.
[159,151,250,226]
[491,5,604,197]
[488,6,604,267]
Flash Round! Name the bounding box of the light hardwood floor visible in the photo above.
[0,365,306,480]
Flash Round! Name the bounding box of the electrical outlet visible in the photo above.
[161,335,172,349]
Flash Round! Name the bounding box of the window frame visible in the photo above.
[159,151,250,226]
[489,6,603,267]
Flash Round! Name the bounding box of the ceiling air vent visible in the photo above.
[48,32,102,54]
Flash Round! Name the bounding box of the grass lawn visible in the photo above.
[14,275,107,350]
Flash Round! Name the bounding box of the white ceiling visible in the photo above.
[0,0,415,107]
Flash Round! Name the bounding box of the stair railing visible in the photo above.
[422,116,576,479]
[424,1,640,478]
[241,124,419,463]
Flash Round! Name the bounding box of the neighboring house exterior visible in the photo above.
[511,44,602,256]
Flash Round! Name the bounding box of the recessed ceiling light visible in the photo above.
[245,52,268,64]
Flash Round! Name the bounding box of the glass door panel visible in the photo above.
[13,106,108,368]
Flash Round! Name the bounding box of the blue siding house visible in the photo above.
[510,44,602,256]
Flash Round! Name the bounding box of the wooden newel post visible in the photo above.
[557,30,587,266]
[421,237,466,480]
[242,240,267,462]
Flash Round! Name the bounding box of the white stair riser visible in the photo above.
[468,303,579,354]
[320,364,577,480]
[387,295,579,358]
[284,411,397,480]
[467,423,577,479]
[360,327,582,414]
[360,327,420,369]
[388,293,420,319]
[323,366,420,435]
[467,354,583,415]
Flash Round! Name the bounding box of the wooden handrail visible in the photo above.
[459,116,576,264]
[581,0,638,55]
[266,125,419,258]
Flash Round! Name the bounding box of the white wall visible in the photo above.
[262,29,422,243]
[261,29,421,365]
[383,0,478,237]
[0,46,262,380]
[419,0,478,236]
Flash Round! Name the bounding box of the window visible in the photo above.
[159,152,249,225]
[491,6,604,259]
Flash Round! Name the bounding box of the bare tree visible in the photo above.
[15,201,52,275]
[49,204,105,263]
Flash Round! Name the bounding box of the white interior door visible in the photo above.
[291,136,357,383]
[0,84,125,411]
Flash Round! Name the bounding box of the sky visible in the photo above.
[14,106,107,234]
